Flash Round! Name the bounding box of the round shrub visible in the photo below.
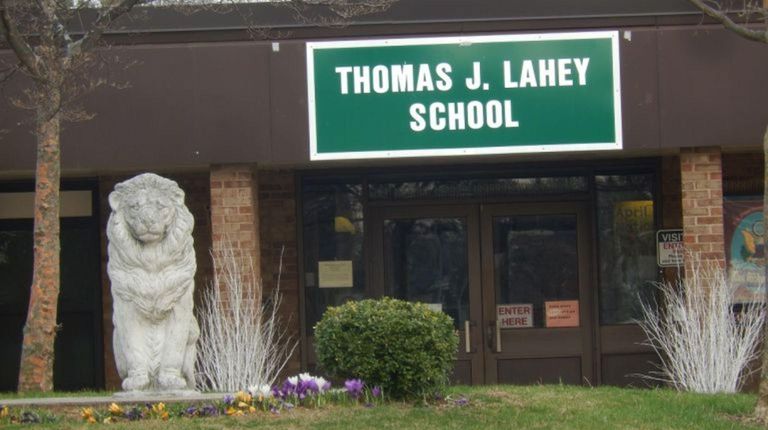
[314,297,458,399]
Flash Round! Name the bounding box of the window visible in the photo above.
[302,182,365,332]
[596,174,657,324]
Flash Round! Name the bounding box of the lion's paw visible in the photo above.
[122,373,150,391]
[158,370,187,390]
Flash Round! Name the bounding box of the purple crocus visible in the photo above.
[223,394,234,406]
[201,404,219,417]
[344,379,364,399]
[371,386,382,398]
[294,381,308,399]
[126,407,143,421]
[184,406,198,416]
[304,378,320,394]
[282,378,298,397]
[272,385,284,400]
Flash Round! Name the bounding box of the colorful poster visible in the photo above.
[613,200,654,236]
[724,198,765,303]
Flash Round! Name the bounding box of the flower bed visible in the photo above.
[0,373,386,425]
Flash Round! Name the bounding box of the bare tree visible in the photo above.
[0,0,155,393]
[686,0,768,422]
[1,0,396,393]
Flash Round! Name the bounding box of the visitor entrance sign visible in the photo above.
[657,229,684,267]
[307,31,622,160]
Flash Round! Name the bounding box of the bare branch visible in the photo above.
[68,0,147,59]
[688,0,768,43]
[0,62,18,84]
[0,1,42,79]
[39,0,73,51]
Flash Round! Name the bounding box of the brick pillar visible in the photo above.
[680,147,725,272]
[210,164,261,296]
[258,169,300,376]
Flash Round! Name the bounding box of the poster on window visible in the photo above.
[724,198,765,303]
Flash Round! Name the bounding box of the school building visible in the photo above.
[0,1,766,390]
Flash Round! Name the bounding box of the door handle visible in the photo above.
[496,320,502,353]
[488,320,502,353]
[464,320,471,353]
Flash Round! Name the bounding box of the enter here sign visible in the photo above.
[497,304,533,328]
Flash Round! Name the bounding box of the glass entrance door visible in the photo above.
[371,202,593,385]
[370,205,484,385]
[481,203,593,384]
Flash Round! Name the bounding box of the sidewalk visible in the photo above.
[1,392,224,407]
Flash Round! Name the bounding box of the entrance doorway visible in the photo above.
[371,202,594,385]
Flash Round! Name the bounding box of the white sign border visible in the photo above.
[306,30,623,161]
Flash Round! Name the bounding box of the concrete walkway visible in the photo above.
[1,393,225,407]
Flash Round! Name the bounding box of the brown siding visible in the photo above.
[658,30,768,150]
[2,26,768,172]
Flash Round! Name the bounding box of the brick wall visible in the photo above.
[680,147,725,269]
[99,172,212,390]
[210,165,261,292]
[257,169,301,376]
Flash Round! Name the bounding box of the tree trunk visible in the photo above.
[755,124,768,422]
[17,89,62,393]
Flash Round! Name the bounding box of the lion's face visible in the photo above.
[109,173,190,248]
[121,188,177,245]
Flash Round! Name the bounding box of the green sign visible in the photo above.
[307,31,621,160]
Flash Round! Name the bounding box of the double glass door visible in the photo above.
[371,202,593,385]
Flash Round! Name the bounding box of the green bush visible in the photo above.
[314,297,458,399]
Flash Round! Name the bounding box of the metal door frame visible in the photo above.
[479,202,594,385]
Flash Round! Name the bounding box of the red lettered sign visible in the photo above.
[497,304,533,328]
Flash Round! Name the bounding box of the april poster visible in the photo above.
[724,198,765,303]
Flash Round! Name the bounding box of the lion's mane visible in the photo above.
[107,173,198,391]
[107,173,196,320]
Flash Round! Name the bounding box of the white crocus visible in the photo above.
[315,377,329,392]
[258,384,272,398]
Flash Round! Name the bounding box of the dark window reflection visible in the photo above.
[302,183,365,332]
[596,174,657,325]
[370,176,587,201]
[0,220,100,391]
[383,218,468,327]
[493,215,578,328]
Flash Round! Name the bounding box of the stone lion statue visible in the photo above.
[107,173,199,393]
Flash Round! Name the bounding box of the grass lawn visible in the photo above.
[0,384,762,430]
